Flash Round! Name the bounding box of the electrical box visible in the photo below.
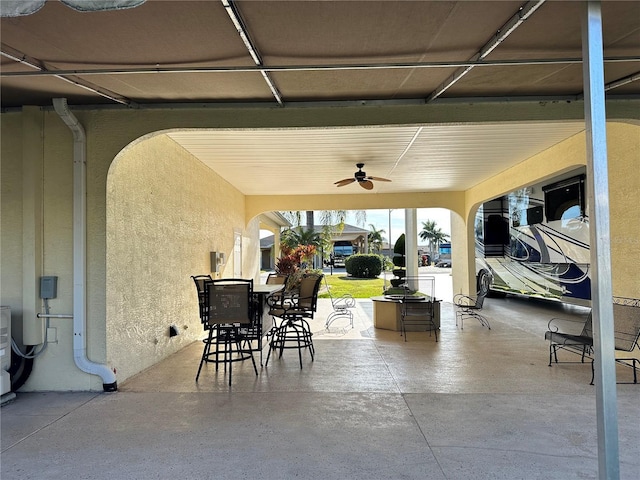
[40,276,58,299]
[210,252,226,273]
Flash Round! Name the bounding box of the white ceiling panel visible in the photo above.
[167,122,585,196]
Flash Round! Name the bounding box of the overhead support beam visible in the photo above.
[221,0,283,106]
[427,0,546,102]
[605,70,640,92]
[1,44,135,107]
[582,2,620,479]
[5,56,640,79]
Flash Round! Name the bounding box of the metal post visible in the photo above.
[582,2,619,478]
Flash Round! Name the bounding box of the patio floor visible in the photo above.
[2,295,639,479]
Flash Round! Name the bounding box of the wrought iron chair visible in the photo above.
[399,300,438,342]
[323,275,355,329]
[195,278,258,386]
[266,273,323,368]
[453,283,491,330]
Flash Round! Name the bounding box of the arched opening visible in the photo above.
[105,132,261,383]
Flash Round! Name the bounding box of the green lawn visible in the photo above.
[319,274,384,299]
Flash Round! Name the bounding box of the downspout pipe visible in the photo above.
[53,98,117,392]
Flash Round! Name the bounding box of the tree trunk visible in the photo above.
[306,210,314,229]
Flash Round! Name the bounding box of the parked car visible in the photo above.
[333,256,346,268]
[435,260,451,268]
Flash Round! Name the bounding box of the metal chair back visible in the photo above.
[205,278,253,326]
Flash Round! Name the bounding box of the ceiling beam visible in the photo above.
[1,44,135,106]
[5,56,640,78]
[221,0,283,106]
[427,0,546,102]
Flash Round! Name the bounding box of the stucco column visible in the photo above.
[273,228,281,267]
[451,210,474,297]
[405,208,418,289]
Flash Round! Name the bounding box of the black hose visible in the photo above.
[9,348,34,391]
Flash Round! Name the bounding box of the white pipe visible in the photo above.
[53,98,117,392]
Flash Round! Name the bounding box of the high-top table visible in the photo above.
[253,283,285,336]
[371,295,441,331]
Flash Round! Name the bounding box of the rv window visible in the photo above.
[543,175,585,222]
[512,206,543,227]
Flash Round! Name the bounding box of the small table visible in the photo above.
[371,295,441,331]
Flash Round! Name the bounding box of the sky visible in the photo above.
[260,208,451,245]
[347,208,451,245]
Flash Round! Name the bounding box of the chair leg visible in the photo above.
[296,324,304,369]
[226,335,233,386]
[265,316,314,368]
[196,328,215,382]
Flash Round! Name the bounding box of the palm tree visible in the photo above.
[281,209,367,262]
[419,220,450,260]
[367,224,385,254]
[281,226,323,252]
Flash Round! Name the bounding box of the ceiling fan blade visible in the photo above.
[367,176,392,182]
[335,178,356,187]
[360,180,374,190]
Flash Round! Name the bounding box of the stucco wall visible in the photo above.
[106,134,259,382]
[607,123,640,300]
[1,109,261,390]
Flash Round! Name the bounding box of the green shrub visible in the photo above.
[393,233,405,254]
[344,254,383,278]
[390,234,406,287]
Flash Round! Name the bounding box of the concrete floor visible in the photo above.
[2,295,639,479]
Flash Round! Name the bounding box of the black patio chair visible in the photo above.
[266,273,323,368]
[195,278,258,386]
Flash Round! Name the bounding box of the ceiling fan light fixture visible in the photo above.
[334,163,391,189]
